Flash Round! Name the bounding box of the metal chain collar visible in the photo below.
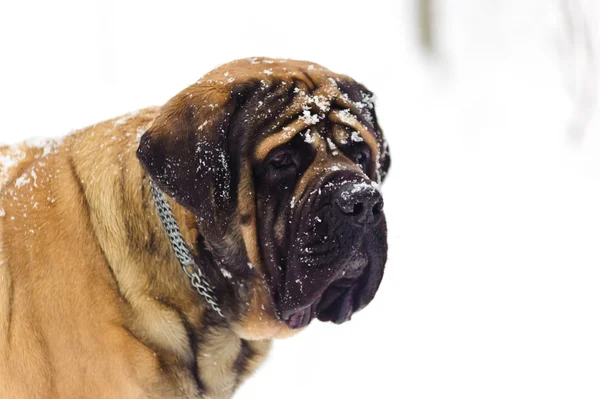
[149,179,225,318]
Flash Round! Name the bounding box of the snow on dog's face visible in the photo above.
[137,58,390,339]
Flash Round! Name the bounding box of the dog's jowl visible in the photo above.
[0,58,390,399]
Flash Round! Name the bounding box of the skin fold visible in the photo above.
[0,58,390,398]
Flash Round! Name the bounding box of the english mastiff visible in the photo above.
[0,58,390,398]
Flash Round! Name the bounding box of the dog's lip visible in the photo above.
[315,280,358,324]
[316,289,355,324]
[282,275,364,329]
[285,306,312,329]
[283,300,319,329]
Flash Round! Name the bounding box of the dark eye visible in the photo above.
[354,150,369,170]
[271,153,295,169]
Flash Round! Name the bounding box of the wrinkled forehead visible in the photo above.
[199,58,380,158]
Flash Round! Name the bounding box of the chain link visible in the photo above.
[150,180,224,318]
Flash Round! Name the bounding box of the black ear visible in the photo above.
[367,102,390,184]
[379,138,391,183]
[368,98,390,184]
[137,84,238,238]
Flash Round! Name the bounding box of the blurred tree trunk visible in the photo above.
[557,0,597,140]
[418,0,435,55]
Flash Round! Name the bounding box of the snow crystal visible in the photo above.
[335,130,349,145]
[306,94,330,113]
[360,91,375,109]
[326,138,338,154]
[113,110,139,126]
[30,169,38,187]
[136,127,145,140]
[263,69,273,76]
[338,109,356,125]
[220,268,233,279]
[339,180,381,201]
[0,148,26,189]
[14,174,30,188]
[295,278,304,293]
[24,137,63,157]
[299,110,320,125]
[197,121,209,131]
[353,180,380,193]
[303,130,315,144]
[351,131,364,142]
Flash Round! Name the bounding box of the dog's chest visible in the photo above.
[139,322,271,399]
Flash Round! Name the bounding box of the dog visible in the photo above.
[0,58,390,398]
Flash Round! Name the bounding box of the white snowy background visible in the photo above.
[1,1,600,398]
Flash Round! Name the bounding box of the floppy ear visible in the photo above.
[368,105,390,184]
[137,83,245,238]
[368,100,390,184]
[379,138,391,183]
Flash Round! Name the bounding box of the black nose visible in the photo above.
[334,182,383,224]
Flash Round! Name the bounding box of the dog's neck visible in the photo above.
[64,109,271,398]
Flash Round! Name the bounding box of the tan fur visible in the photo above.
[255,118,309,161]
[0,58,380,398]
[237,159,261,269]
[232,159,299,340]
[0,109,269,398]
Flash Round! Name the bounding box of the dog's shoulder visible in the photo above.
[0,106,193,398]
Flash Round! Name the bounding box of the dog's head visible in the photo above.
[137,58,390,339]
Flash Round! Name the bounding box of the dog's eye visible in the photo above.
[354,150,369,171]
[271,153,295,169]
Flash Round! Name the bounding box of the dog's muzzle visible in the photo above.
[279,173,386,329]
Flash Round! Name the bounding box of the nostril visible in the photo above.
[372,200,383,215]
[336,201,365,216]
[352,203,364,216]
